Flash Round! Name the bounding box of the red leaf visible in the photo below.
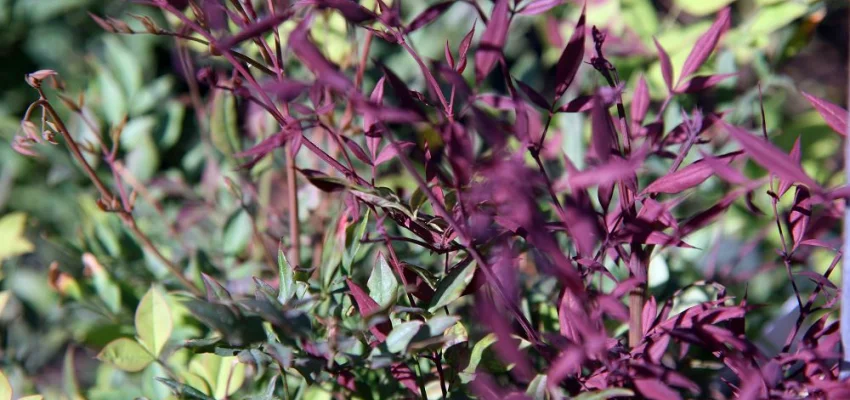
[722,121,821,192]
[406,1,454,33]
[677,7,731,87]
[518,0,564,15]
[554,4,586,99]
[634,379,682,400]
[676,73,736,93]
[801,91,848,137]
[390,363,420,393]
[631,75,649,131]
[642,151,742,195]
[475,0,510,82]
[789,186,811,252]
[653,38,673,93]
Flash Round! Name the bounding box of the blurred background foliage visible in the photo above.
[0,0,848,398]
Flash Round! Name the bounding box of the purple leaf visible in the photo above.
[653,38,673,93]
[568,153,646,190]
[631,75,649,131]
[289,17,353,92]
[676,73,736,94]
[444,41,455,69]
[298,169,348,192]
[642,151,742,194]
[234,130,292,159]
[218,13,292,50]
[457,21,476,73]
[722,121,821,192]
[262,79,310,103]
[345,278,391,340]
[341,136,372,165]
[518,0,563,16]
[797,270,837,290]
[306,0,376,24]
[554,5,586,99]
[642,296,658,335]
[698,150,748,185]
[475,0,510,82]
[374,141,416,167]
[557,95,594,113]
[405,1,454,33]
[634,379,682,400]
[677,7,731,87]
[363,77,386,137]
[477,93,517,110]
[777,136,802,197]
[789,186,811,252]
[801,91,848,137]
[515,79,550,110]
[590,93,615,162]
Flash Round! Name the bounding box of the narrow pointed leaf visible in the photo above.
[676,73,736,94]
[802,91,848,137]
[475,0,510,82]
[677,7,731,87]
[789,186,811,252]
[653,38,673,93]
[777,136,802,197]
[554,5,586,98]
[518,0,564,15]
[631,75,649,129]
[642,151,742,194]
[406,1,454,33]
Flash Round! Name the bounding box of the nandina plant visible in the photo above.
[8,0,850,399]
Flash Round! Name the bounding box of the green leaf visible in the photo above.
[342,209,370,270]
[0,370,11,400]
[460,333,497,383]
[96,63,127,125]
[525,374,548,400]
[156,378,215,400]
[83,253,122,314]
[0,212,34,264]
[673,0,734,17]
[189,354,246,399]
[278,247,295,304]
[222,210,252,256]
[428,261,476,312]
[367,252,398,309]
[210,91,240,156]
[97,338,155,372]
[19,396,44,400]
[160,100,185,149]
[104,36,143,98]
[0,291,9,316]
[131,76,175,116]
[385,321,423,353]
[572,388,635,400]
[135,286,173,357]
[749,2,808,36]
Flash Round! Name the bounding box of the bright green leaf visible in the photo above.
[367,252,398,309]
[135,286,173,357]
[104,36,143,98]
[460,333,497,383]
[189,354,246,399]
[97,338,155,372]
[428,261,476,312]
[572,388,635,400]
[210,91,239,156]
[342,209,370,270]
[96,63,127,125]
[0,212,34,263]
[674,0,734,17]
[749,2,808,36]
[222,210,252,256]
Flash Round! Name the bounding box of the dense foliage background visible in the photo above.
[1,0,849,399]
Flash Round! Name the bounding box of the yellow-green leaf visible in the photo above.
[135,286,173,357]
[19,396,44,400]
[97,338,155,372]
[0,370,11,400]
[674,0,734,17]
[0,212,34,263]
[189,354,245,399]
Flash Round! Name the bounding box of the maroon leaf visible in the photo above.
[677,7,731,87]
[557,95,594,113]
[801,91,848,137]
[298,169,348,192]
[444,41,455,69]
[345,278,391,340]
[262,79,310,103]
[642,296,658,335]
[390,363,420,394]
[477,93,517,110]
[634,378,682,400]
[653,38,673,93]
[363,77,386,136]
[722,121,821,192]
[475,0,510,82]
[457,21,476,73]
[518,0,564,15]
[788,186,811,252]
[547,347,584,385]
[796,270,837,290]
[554,5,586,99]
[777,136,802,197]
[631,75,649,131]
[698,150,748,185]
[515,79,550,110]
[676,73,736,94]
[590,94,615,162]
[218,13,292,50]
[568,154,645,190]
[642,151,742,195]
[405,1,454,33]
